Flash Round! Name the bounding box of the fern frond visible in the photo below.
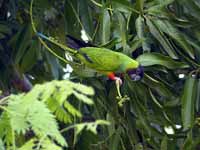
[74,120,110,135]
[34,80,94,123]
[18,137,63,150]
[39,138,63,150]
[60,120,110,145]
[0,80,95,148]
[8,95,30,135]
[27,100,67,146]
[47,96,73,123]
[0,112,13,146]
[6,94,67,146]
[18,138,35,150]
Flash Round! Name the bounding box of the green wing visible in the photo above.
[77,47,136,73]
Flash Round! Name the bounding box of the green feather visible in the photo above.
[77,47,139,74]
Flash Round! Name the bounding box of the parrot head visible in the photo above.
[126,65,144,81]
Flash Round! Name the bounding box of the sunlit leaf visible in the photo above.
[146,17,178,59]
[136,15,150,52]
[153,19,195,59]
[101,8,111,44]
[181,76,197,130]
[137,52,189,69]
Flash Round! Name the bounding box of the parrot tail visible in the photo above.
[37,32,49,40]
[66,35,94,50]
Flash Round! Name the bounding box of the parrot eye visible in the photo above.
[127,65,144,81]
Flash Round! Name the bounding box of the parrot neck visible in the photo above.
[125,61,139,71]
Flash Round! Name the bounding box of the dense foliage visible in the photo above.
[0,0,200,149]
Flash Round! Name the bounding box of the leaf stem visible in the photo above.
[30,0,75,65]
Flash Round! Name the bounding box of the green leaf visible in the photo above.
[20,40,38,72]
[0,24,12,35]
[0,33,5,39]
[111,0,139,14]
[137,52,189,69]
[0,80,96,148]
[0,112,13,146]
[101,8,111,44]
[161,136,168,150]
[18,138,63,150]
[147,0,174,12]
[18,138,35,150]
[164,97,180,107]
[130,38,143,52]
[14,24,32,64]
[40,138,63,150]
[64,101,82,117]
[117,12,128,52]
[99,38,120,49]
[74,120,110,144]
[8,95,30,135]
[135,0,144,14]
[109,127,122,150]
[179,0,200,22]
[181,76,197,131]
[7,94,67,146]
[8,26,23,49]
[79,0,94,37]
[64,0,81,37]
[48,97,72,123]
[195,79,200,112]
[146,17,178,59]
[75,120,110,135]
[135,143,143,150]
[29,80,93,123]
[136,15,150,52]
[143,74,174,98]
[71,82,95,95]
[149,89,163,109]
[0,138,5,150]
[183,132,194,150]
[72,90,93,105]
[45,51,60,79]
[18,97,66,146]
[153,19,195,59]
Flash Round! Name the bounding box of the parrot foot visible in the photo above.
[115,78,129,107]
[114,77,123,86]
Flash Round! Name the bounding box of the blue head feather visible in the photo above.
[127,65,144,81]
[66,35,93,49]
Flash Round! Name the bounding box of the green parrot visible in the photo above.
[37,33,144,84]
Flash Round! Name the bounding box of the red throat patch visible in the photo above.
[108,72,116,80]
